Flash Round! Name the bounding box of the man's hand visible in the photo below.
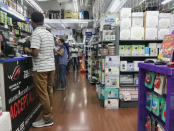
[24,47,31,54]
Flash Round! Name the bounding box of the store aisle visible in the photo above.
[29,70,137,131]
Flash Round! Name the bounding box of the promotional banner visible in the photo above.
[3,58,41,131]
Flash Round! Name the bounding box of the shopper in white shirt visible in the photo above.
[71,44,78,70]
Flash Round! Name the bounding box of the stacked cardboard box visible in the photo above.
[120,8,131,40]
[97,56,120,109]
[64,10,72,19]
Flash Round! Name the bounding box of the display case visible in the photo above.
[138,63,174,131]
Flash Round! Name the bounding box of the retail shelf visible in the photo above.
[119,40,163,44]
[0,2,25,21]
[119,100,138,108]
[120,56,157,58]
[120,71,139,73]
[120,85,139,87]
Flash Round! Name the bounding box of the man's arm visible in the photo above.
[24,48,39,57]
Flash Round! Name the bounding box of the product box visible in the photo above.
[105,67,119,75]
[134,74,139,85]
[105,56,120,68]
[159,13,171,28]
[120,74,134,85]
[72,12,79,19]
[131,45,139,56]
[134,61,141,71]
[145,47,150,56]
[120,18,131,29]
[119,88,138,101]
[127,63,134,71]
[149,43,157,48]
[144,11,159,28]
[101,88,119,99]
[158,28,170,40]
[120,8,132,18]
[138,45,145,56]
[105,75,119,87]
[132,12,144,27]
[131,27,144,40]
[119,45,125,56]
[104,99,119,109]
[171,15,174,27]
[64,10,72,19]
[124,45,132,56]
[120,29,131,40]
[145,28,158,40]
[150,48,158,56]
[120,61,127,71]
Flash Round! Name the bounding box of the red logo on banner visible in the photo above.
[8,65,21,81]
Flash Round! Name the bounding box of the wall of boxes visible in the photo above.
[120,8,174,40]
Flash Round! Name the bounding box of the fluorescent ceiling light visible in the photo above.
[25,0,43,13]
[107,0,127,13]
[161,0,172,5]
[139,0,146,5]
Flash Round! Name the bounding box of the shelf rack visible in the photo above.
[138,63,174,131]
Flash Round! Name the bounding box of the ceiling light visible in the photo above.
[25,0,43,13]
[161,0,172,5]
[107,0,127,13]
[73,0,78,12]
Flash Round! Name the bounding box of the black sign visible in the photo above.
[3,57,41,131]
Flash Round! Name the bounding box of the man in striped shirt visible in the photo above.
[24,12,55,128]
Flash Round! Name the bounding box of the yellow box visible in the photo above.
[72,13,78,19]
[64,10,72,19]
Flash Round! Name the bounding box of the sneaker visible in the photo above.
[32,118,53,128]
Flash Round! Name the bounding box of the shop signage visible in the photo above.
[3,58,41,131]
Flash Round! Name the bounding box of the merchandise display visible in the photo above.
[1,0,174,130]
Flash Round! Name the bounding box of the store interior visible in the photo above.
[0,0,174,131]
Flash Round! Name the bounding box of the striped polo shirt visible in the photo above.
[30,26,55,72]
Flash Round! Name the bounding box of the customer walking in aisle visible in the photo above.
[55,39,68,90]
[24,12,55,128]
[71,44,79,70]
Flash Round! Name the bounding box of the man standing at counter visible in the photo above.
[24,12,55,128]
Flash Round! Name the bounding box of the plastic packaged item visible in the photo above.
[145,72,156,89]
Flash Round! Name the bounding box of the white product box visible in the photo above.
[119,45,125,56]
[120,8,132,18]
[134,61,141,71]
[104,99,119,109]
[159,13,171,28]
[124,45,132,56]
[0,112,12,131]
[145,28,158,40]
[120,29,131,40]
[138,45,145,56]
[132,12,144,27]
[120,88,138,101]
[144,11,159,28]
[120,75,134,84]
[120,18,131,29]
[127,63,134,71]
[105,67,119,75]
[131,45,139,56]
[120,61,127,71]
[105,56,120,68]
[105,75,119,87]
[158,28,170,40]
[171,15,174,27]
[150,48,158,56]
[149,43,157,48]
[131,27,144,40]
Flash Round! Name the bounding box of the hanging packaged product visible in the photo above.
[154,74,166,95]
[146,92,153,111]
[145,72,156,89]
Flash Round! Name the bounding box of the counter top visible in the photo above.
[138,62,174,76]
[0,57,31,63]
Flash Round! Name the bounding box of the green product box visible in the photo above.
[124,45,131,56]
[101,88,119,99]
[4,13,7,25]
[0,11,3,24]
[138,45,145,56]
[152,95,164,116]
[161,99,166,122]
[145,72,156,89]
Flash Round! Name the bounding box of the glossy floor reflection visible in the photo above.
[29,70,137,131]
